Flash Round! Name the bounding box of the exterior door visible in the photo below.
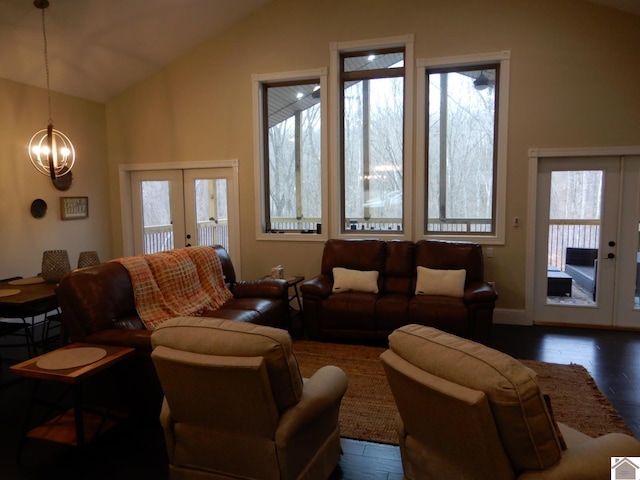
[130,166,240,271]
[534,155,640,327]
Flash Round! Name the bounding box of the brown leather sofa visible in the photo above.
[300,239,497,344]
[55,245,289,415]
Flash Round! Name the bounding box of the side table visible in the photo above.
[264,275,304,332]
[285,276,304,329]
[10,342,135,460]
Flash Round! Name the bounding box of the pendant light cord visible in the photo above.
[40,8,53,126]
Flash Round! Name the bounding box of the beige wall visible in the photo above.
[105,0,640,310]
[0,78,110,279]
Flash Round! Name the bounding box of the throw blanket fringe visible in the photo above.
[114,246,233,330]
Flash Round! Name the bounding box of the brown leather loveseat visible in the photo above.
[300,239,497,344]
[55,245,289,415]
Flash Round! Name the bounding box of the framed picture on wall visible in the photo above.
[60,196,89,220]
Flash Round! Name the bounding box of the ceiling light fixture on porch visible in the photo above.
[28,0,75,181]
[474,71,490,91]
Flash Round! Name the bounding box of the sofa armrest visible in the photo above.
[463,281,498,304]
[86,328,153,352]
[276,365,348,444]
[233,278,288,299]
[300,275,333,299]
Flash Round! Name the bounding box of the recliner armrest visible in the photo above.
[300,275,333,299]
[518,426,640,479]
[276,365,348,443]
[463,281,498,304]
[233,278,288,299]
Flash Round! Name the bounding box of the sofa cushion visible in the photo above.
[388,325,562,471]
[332,267,379,294]
[415,266,466,298]
[151,316,303,411]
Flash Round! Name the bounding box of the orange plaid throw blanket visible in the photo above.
[114,246,233,331]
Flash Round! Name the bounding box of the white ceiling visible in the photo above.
[0,0,636,103]
[0,0,272,102]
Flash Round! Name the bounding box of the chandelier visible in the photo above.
[28,0,75,180]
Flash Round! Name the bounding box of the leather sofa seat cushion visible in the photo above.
[151,316,303,411]
[388,324,562,472]
[322,292,377,331]
[407,296,470,338]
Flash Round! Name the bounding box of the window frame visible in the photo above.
[330,35,414,239]
[252,68,328,242]
[416,51,510,245]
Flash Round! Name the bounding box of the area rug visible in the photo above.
[293,340,635,445]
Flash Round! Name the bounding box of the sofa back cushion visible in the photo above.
[388,324,562,471]
[415,240,484,286]
[213,244,237,286]
[321,239,386,281]
[151,316,304,412]
[56,261,137,335]
[384,240,415,295]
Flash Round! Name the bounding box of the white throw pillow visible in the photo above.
[332,267,379,294]
[415,266,466,298]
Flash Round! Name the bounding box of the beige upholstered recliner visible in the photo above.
[380,324,640,480]
[150,316,348,480]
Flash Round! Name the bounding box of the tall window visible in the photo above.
[416,51,509,243]
[340,47,405,233]
[426,65,498,235]
[257,76,324,234]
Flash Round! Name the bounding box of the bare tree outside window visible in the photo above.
[341,49,405,233]
[262,80,322,232]
[427,66,498,234]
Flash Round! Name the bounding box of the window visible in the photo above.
[417,52,510,243]
[427,65,498,234]
[333,36,413,235]
[341,49,404,233]
[253,69,327,238]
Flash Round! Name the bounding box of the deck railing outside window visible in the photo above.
[143,220,229,254]
[548,220,599,269]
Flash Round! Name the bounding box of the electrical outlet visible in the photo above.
[486,247,494,258]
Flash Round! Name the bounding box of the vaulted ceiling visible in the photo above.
[0,0,636,103]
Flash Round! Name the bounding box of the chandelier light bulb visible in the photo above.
[28,126,75,179]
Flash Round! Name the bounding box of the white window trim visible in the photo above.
[415,50,510,245]
[252,68,329,242]
[330,34,415,239]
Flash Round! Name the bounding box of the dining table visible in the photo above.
[0,276,60,356]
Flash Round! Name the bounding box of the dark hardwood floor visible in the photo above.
[1,323,639,479]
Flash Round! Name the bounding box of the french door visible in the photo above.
[129,165,240,271]
[532,154,640,328]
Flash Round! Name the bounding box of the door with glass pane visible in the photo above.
[130,167,239,269]
[183,168,238,259]
[131,170,185,255]
[534,156,640,327]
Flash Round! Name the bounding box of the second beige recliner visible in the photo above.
[151,316,348,480]
[380,324,640,480]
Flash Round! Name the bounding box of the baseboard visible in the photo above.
[493,308,530,326]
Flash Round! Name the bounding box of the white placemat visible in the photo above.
[36,347,108,370]
[8,277,45,286]
[0,289,21,298]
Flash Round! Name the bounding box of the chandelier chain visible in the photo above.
[40,8,53,125]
